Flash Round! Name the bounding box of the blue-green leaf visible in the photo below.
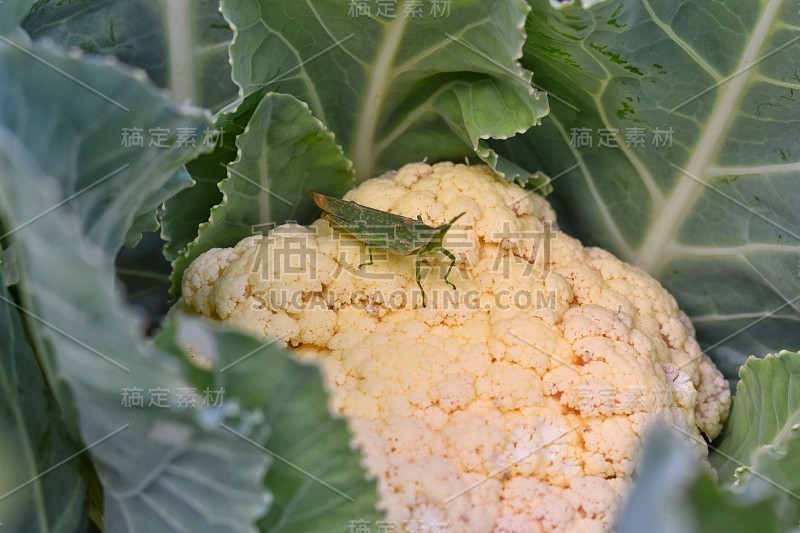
[618,426,782,533]
[0,38,272,530]
[125,167,194,249]
[169,91,355,298]
[161,89,266,296]
[501,0,800,378]
[23,0,237,111]
[0,0,35,35]
[713,351,800,524]
[0,264,87,533]
[0,243,20,286]
[617,427,699,533]
[0,128,271,532]
[220,0,548,181]
[0,38,211,255]
[172,316,384,532]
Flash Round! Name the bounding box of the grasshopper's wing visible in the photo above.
[313,192,426,256]
[321,212,397,252]
[311,192,411,226]
[390,219,435,255]
[311,192,369,220]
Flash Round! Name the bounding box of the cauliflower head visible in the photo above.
[181,162,731,532]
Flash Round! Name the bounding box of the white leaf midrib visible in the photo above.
[352,3,410,180]
[691,311,800,323]
[708,161,800,177]
[668,242,794,257]
[634,0,786,273]
[165,0,196,104]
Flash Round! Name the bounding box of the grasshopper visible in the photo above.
[311,192,464,307]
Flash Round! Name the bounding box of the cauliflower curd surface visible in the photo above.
[182,162,730,532]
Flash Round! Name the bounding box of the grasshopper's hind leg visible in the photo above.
[415,253,427,308]
[440,248,457,290]
[358,248,374,270]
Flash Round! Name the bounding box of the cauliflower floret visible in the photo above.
[694,354,732,438]
[182,247,242,316]
[181,162,731,532]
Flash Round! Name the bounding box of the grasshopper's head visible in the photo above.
[439,212,465,230]
[428,212,466,242]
